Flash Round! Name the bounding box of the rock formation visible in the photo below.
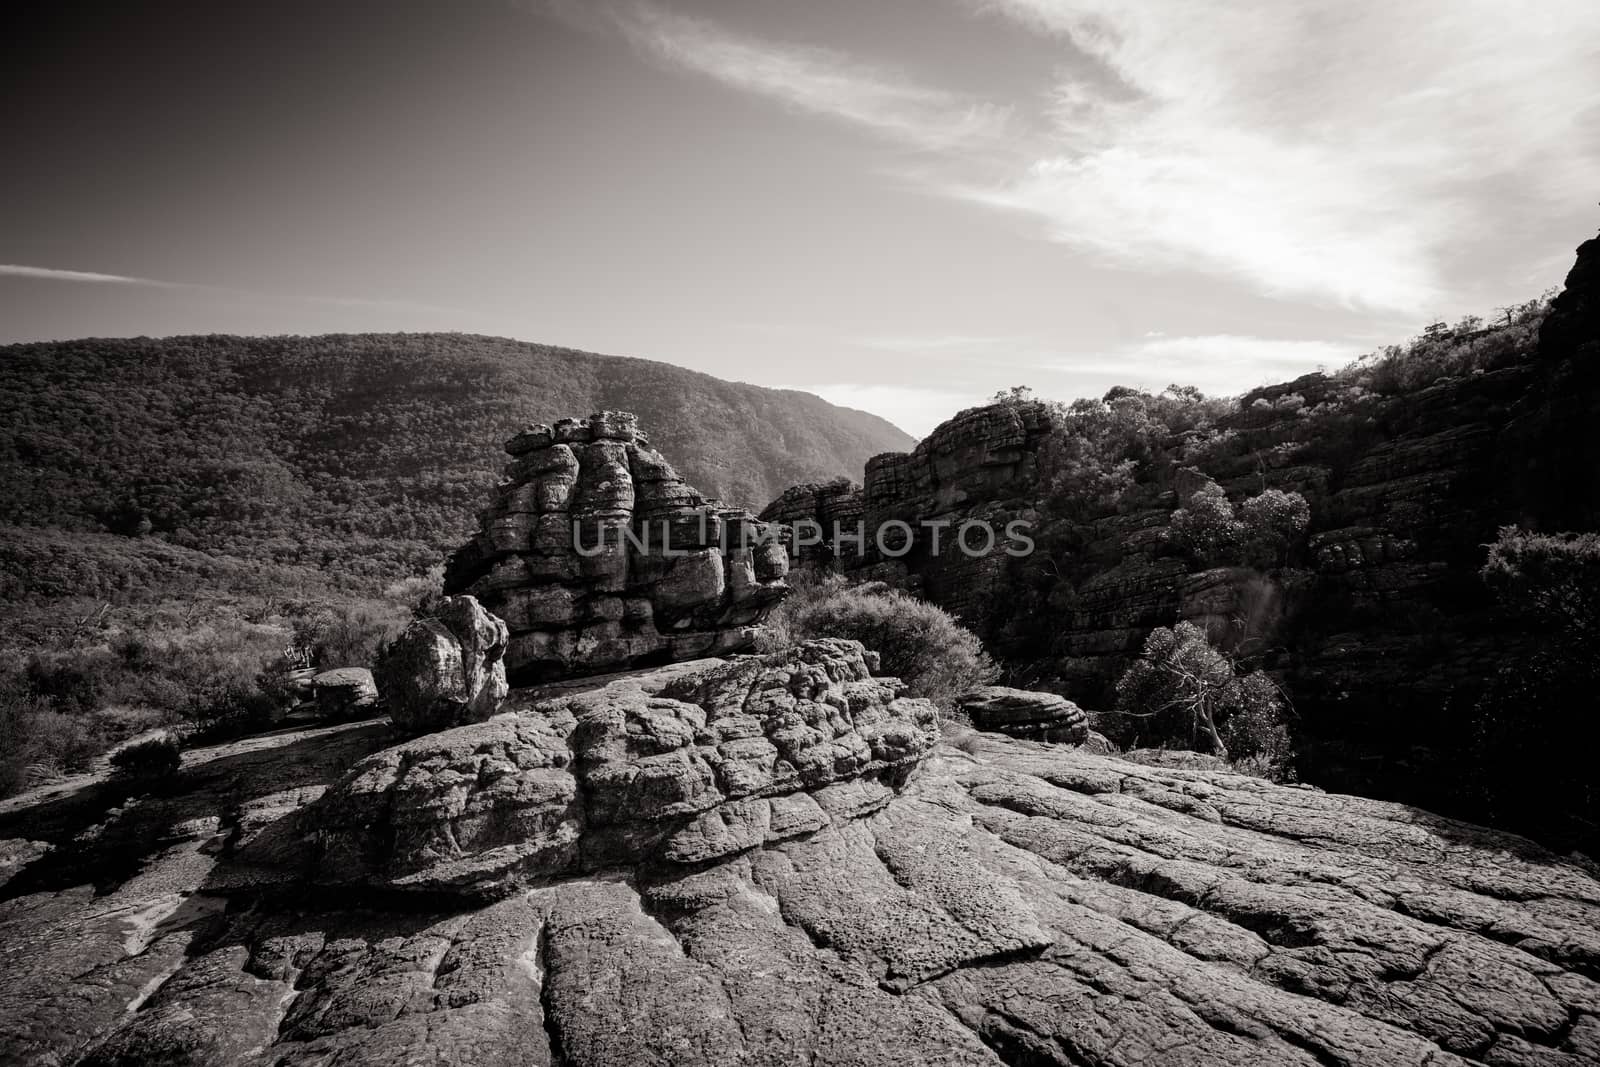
[5,689,1600,1065]
[375,594,511,735]
[957,685,1089,743]
[296,639,937,898]
[761,231,1600,815]
[444,412,790,684]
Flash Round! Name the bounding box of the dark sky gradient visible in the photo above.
[4,1,1596,434]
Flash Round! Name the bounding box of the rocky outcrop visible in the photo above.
[761,233,1600,818]
[375,594,510,734]
[444,412,790,684]
[759,401,1051,618]
[6,708,1600,1066]
[294,639,938,898]
[308,667,376,718]
[957,685,1089,744]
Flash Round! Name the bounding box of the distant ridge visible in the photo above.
[0,332,913,583]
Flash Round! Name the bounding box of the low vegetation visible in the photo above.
[759,572,997,712]
[0,595,413,797]
[107,734,181,779]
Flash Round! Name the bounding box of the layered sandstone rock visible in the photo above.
[294,638,938,897]
[758,400,1052,617]
[445,412,790,683]
[375,594,510,734]
[957,685,1089,744]
[8,709,1600,1066]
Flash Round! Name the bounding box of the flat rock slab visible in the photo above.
[4,722,1600,1065]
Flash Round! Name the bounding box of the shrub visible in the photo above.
[760,573,997,711]
[1109,621,1293,777]
[1238,490,1311,568]
[1480,526,1600,634]
[1464,527,1600,852]
[1169,483,1242,565]
[292,606,399,669]
[108,734,182,779]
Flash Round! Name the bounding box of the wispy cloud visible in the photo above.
[962,0,1600,312]
[0,264,180,286]
[0,262,463,316]
[610,2,1012,152]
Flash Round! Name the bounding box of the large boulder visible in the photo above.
[956,685,1089,744]
[295,638,938,898]
[375,595,510,735]
[309,667,377,719]
[444,411,790,683]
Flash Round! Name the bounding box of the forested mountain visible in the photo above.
[1,333,911,587]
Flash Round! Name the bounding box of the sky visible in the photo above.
[3,0,1597,437]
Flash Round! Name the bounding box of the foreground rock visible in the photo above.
[4,689,1600,1065]
[375,594,511,734]
[957,685,1089,743]
[444,411,791,684]
[297,638,937,897]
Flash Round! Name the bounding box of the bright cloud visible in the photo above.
[599,1,1598,315]
[966,0,1600,311]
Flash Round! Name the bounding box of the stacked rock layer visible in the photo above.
[445,411,790,683]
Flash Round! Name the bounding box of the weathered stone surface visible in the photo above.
[957,685,1089,744]
[294,638,939,897]
[8,714,1600,1066]
[446,411,791,683]
[309,667,376,718]
[375,594,510,735]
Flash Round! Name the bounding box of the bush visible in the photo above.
[1481,526,1600,634]
[760,573,998,711]
[1109,621,1293,778]
[1169,483,1242,565]
[108,734,181,779]
[1464,527,1600,852]
[1239,490,1311,568]
[293,606,402,669]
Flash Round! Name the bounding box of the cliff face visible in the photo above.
[763,233,1600,805]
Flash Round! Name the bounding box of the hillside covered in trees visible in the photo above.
[1,332,911,592]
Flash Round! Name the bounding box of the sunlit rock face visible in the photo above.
[292,638,939,899]
[444,411,790,684]
[9,677,1600,1066]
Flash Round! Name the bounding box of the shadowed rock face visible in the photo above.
[6,700,1599,1066]
[444,411,791,684]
